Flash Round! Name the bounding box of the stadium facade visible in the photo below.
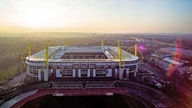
[26,46,139,81]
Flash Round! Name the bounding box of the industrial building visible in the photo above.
[160,47,192,61]
[26,46,139,81]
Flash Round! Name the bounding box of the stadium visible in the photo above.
[26,46,139,81]
[1,45,173,108]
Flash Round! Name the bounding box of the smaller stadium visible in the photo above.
[26,46,139,81]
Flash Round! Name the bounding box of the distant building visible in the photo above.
[160,47,192,61]
[163,58,183,67]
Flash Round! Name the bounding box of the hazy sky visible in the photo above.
[0,0,192,33]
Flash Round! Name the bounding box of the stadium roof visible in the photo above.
[28,46,138,62]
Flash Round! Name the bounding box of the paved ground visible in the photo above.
[7,72,27,87]
[0,90,38,108]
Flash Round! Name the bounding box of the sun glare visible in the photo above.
[24,6,49,28]
[8,0,78,29]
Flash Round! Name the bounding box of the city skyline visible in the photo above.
[0,0,192,33]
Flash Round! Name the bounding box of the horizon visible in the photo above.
[0,0,192,33]
[0,31,192,34]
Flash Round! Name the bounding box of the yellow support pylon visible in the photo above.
[119,47,124,73]
[134,44,137,56]
[101,40,104,47]
[45,44,49,66]
[21,57,27,69]
[28,44,31,57]
[126,47,133,52]
[117,40,122,61]
[118,40,121,49]
[138,48,144,62]
[119,47,123,64]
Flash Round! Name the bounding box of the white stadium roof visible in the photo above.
[28,46,138,62]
